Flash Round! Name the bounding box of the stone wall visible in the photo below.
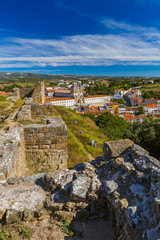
[31,103,53,120]
[0,116,68,179]
[17,98,32,121]
[12,88,20,101]
[24,117,68,172]
[0,139,159,240]
[0,128,26,180]
[17,100,53,121]
[19,88,33,99]
[12,88,33,101]
[32,82,45,104]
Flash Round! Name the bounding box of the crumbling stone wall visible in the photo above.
[17,98,32,121]
[31,103,53,120]
[19,88,33,99]
[12,88,33,101]
[32,82,45,104]
[24,117,68,172]
[0,128,26,180]
[0,139,159,240]
[17,100,53,121]
[12,88,20,101]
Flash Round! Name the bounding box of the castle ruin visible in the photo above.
[0,82,159,240]
[0,82,68,179]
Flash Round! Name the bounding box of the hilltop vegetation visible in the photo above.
[52,106,160,165]
[96,112,130,140]
[126,116,160,159]
[52,106,107,168]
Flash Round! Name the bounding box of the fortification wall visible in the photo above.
[19,88,33,99]
[31,103,53,120]
[0,128,26,180]
[32,82,45,104]
[0,117,68,179]
[17,99,53,121]
[24,117,68,172]
[12,88,33,101]
[0,82,68,180]
[17,98,32,120]
[0,139,159,240]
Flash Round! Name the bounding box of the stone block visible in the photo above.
[103,139,134,159]
[104,180,118,194]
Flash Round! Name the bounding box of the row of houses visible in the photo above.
[0,91,11,97]
[45,95,111,107]
[45,83,111,107]
[113,89,142,106]
[78,99,160,124]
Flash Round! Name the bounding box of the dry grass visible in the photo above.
[12,99,25,110]
[53,106,107,167]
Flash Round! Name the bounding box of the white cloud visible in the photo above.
[1,20,160,68]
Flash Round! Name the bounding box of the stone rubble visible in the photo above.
[0,139,159,240]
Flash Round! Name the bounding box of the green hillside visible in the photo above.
[52,106,107,168]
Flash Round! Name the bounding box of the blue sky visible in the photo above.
[1,0,160,76]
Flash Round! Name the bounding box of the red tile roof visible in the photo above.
[144,104,157,108]
[45,97,74,102]
[120,114,135,120]
[46,89,56,92]
[54,90,71,94]
[0,91,11,97]
[105,102,118,106]
[130,97,138,100]
[85,95,110,98]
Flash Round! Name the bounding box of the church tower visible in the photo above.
[71,81,84,105]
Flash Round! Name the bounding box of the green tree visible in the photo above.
[125,116,160,159]
[96,112,129,140]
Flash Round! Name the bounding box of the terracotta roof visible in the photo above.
[46,89,56,92]
[85,95,110,98]
[154,114,160,118]
[130,97,138,100]
[120,114,135,120]
[0,91,11,96]
[45,97,74,102]
[130,89,137,92]
[86,110,110,115]
[144,104,157,108]
[118,89,126,92]
[105,102,118,106]
[54,90,71,94]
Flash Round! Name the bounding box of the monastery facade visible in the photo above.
[45,81,111,107]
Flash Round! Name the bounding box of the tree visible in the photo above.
[125,116,160,159]
[96,112,129,140]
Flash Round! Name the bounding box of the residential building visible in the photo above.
[143,104,158,114]
[119,114,136,124]
[113,89,128,100]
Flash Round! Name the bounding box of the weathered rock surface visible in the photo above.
[0,139,159,240]
[0,128,26,179]
[24,117,68,172]
[103,138,134,158]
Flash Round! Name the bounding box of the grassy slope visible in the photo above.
[137,84,160,92]
[53,106,107,168]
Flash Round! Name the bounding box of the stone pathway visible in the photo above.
[0,103,19,132]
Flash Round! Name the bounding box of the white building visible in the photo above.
[144,104,158,114]
[48,95,111,108]
[113,89,128,100]
[51,98,76,107]
[84,95,110,105]
[45,82,111,108]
